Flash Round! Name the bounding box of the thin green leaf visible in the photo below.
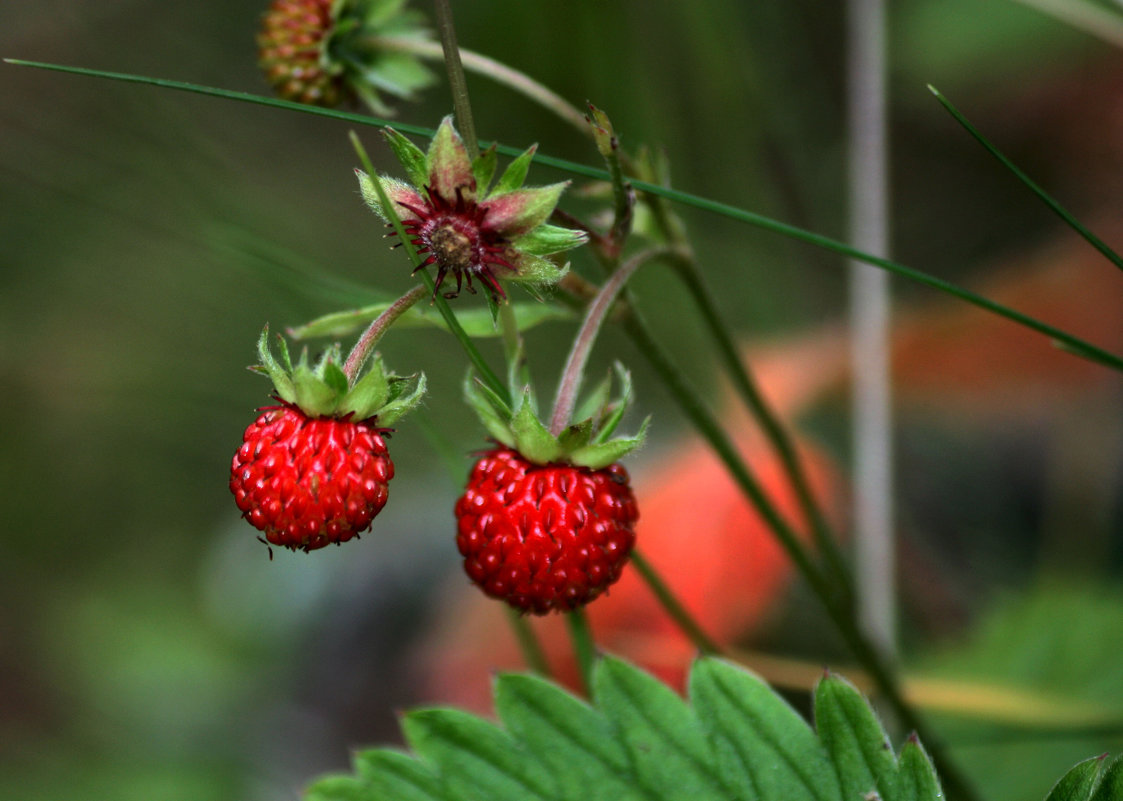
[354,749,446,801]
[402,708,556,801]
[593,656,730,800]
[689,658,841,801]
[929,85,1123,276]
[382,127,429,188]
[289,302,571,341]
[814,674,898,801]
[1044,756,1107,801]
[492,144,538,196]
[896,736,942,801]
[494,672,645,801]
[12,60,1120,372]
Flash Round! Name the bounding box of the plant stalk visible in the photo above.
[342,284,428,380]
[629,549,721,655]
[566,607,597,695]
[433,0,479,160]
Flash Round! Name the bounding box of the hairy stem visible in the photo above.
[342,284,428,381]
[549,246,673,435]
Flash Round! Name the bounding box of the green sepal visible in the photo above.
[506,253,569,288]
[338,356,391,418]
[485,289,502,327]
[464,374,516,447]
[492,143,538,196]
[586,102,617,159]
[557,418,595,452]
[513,224,589,257]
[357,172,417,221]
[510,391,563,464]
[255,326,296,402]
[570,417,648,470]
[572,370,613,429]
[374,371,426,425]
[592,363,633,444]
[321,358,350,398]
[472,145,498,196]
[382,127,429,188]
[484,183,569,237]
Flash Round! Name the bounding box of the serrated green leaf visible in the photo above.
[690,658,840,801]
[354,749,445,801]
[494,673,644,801]
[1045,756,1107,801]
[402,708,556,801]
[382,127,428,188]
[814,675,898,801]
[492,144,538,196]
[304,775,373,801]
[896,737,942,801]
[593,656,730,800]
[1089,755,1123,801]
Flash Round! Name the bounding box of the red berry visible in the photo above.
[257,0,347,107]
[454,447,639,615]
[230,403,394,552]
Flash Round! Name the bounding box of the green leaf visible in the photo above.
[689,658,841,801]
[1045,756,1107,801]
[382,127,429,188]
[814,674,898,801]
[896,736,942,801]
[288,302,572,341]
[402,708,557,801]
[354,749,444,801]
[593,656,730,800]
[494,673,644,801]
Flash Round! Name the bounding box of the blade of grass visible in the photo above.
[930,84,1123,276]
[7,58,1123,371]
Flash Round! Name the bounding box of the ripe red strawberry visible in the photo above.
[455,447,638,615]
[231,402,394,551]
[230,327,425,553]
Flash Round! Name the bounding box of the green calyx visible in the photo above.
[465,363,648,470]
[358,117,586,294]
[252,326,425,424]
[326,0,436,116]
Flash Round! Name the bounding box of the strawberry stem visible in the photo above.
[565,608,596,696]
[505,606,552,678]
[342,284,428,381]
[629,550,721,655]
[548,246,675,436]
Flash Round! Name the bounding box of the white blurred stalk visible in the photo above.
[1011,0,1123,48]
[848,0,896,662]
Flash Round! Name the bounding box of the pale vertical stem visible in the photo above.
[848,0,896,662]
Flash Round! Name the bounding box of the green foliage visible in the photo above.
[303,656,944,801]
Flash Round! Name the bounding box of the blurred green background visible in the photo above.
[4,1,1123,799]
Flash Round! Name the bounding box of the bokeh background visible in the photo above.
[4,1,1123,799]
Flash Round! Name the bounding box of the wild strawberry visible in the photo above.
[456,447,638,614]
[357,117,586,301]
[231,403,394,551]
[230,327,425,552]
[256,0,435,115]
[456,365,648,613]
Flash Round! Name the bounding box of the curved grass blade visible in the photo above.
[929,84,1123,275]
[8,58,1123,371]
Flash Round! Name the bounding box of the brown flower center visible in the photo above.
[428,224,474,273]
